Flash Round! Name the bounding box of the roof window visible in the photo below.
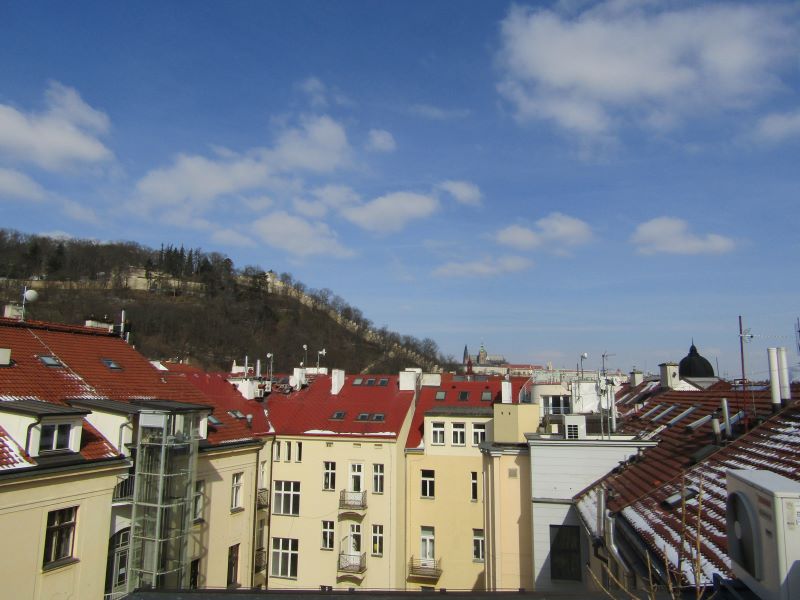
[458,391,470,401]
[228,410,245,419]
[435,391,446,401]
[331,411,346,420]
[356,413,370,421]
[208,415,222,426]
[38,355,63,368]
[372,413,385,422]
[661,487,699,509]
[101,358,122,370]
[378,378,389,387]
[353,378,363,386]
[366,378,376,386]
[481,391,493,402]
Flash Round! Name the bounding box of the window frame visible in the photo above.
[472,529,485,562]
[471,471,478,501]
[452,422,466,446]
[227,543,240,587]
[230,472,244,511]
[431,422,445,445]
[271,537,298,579]
[372,524,384,557]
[193,480,205,522]
[321,520,335,550]
[39,423,71,453]
[472,423,486,446]
[421,469,435,498]
[43,506,77,568]
[322,461,336,491]
[273,480,301,515]
[372,463,384,494]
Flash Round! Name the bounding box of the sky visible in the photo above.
[1,1,799,379]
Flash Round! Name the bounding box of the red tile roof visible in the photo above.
[266,373,414,439]
[406,373,529,449]
[0,424,35,470]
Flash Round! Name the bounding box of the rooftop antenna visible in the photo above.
[601,351,615,377]
[317,348,326,371]
[21,286,38,321]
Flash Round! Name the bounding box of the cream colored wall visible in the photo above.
[266,435,402,590]
[483,450,532,591]
[493,404,540,444]
[0,462,128,600]
[82,410,133,454]
[190,443,264,589]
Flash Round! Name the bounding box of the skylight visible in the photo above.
[458,391,470,401]
[435,391,446,401]
[661,487,699,509]
[366,378,375,386]
[353,378,363,386]
[372,413,385,422]
[208,415,222,426]
[378,378,388,387]
[331,411,346,420]
[38,355,63,368]
[228,410,245,419]
[356,413,370,421]
[481,391,493,401]
[101,358,122,370]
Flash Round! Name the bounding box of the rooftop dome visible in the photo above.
[679,343,715,378]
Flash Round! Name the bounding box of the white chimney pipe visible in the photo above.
[256,359,262,378]
[778,347,792,404]
[721,398,731,439]
[768,347,781,411]
[244,355,249,378]
[331,369,345,395]
[501,380,512,404]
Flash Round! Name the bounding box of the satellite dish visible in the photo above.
[24,289,38,303]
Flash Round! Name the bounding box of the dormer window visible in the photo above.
[39,355,63,368]
[40,423,71,453]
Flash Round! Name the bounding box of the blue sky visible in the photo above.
[1,1,799,378]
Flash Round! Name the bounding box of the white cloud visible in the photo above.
[0,81,113,170]
[311,184,360,208]
[754,109,800,143]
[136,153,270,207]
[342,191,439,233]
[299,77,327,108]
[211,228,256,247]
[409,104,471,120]
[366,129,396,153]
[433,255,532,278]
[631,216,735,255]
[495,212,593,252]
[270,115,350,172]
[497,3,795,135]
[252,211,354,258]
[437,180,482,206]
[61,198,100,225]
[0,167,46,201]
[292,198,328,219]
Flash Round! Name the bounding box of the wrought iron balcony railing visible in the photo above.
[408,557,442,579]
[338,552,366,574]
[255,549,267,572]
[257,488,270,509]
[112,475,135,503]
[339,489,367,511]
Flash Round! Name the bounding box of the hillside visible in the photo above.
[0,229,449,373]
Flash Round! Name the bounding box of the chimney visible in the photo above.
[256,359,262,378]
[0,348,10,366]
[659,363,679,389]
[778,347,792,404]
[721,398,731,439]
[399,369,419,392]
[768,347,781,413]
[501,380,512,404]
[292,367,306,390]
[331,369,345,395]
[711,415,721,445]
[629,370,643,387]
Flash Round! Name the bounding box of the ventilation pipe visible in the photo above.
[768,347,781,413]
[721,398,731,439]
[778,347,792,404]
[256,359,262,378]
[609,385,617,433]
[331,369,345,395]
[501,380,512,404]
[711,415,721,445]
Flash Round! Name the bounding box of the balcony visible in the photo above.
[339,490,367,511]
[112,475,135,503]
[408,557,442,579]
[338,552,366,574]
[257,488,270,509]
[255,549,267,572]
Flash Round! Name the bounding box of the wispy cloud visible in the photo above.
[631,216,735,255]
[211,228,256,247]
[497,3,796,136]
[252,211,354,258]
[754,109,800,143]
[437,180,482,206]
[409,103,471,120]
[0,81,113,170]
[433,255,532,278]
[0,167,46,201]
[495,212,592,253]
[366,129,396,153]
[342,191,439,233]
[268,115,351,172]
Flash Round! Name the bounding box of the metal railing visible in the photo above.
[339,489,367,510]
[408,556,442,579]
[112,475,135,502]
[255,549,267,572]
[257,488,270,509]
[338,552,366,573]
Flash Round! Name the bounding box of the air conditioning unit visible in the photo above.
[726,470,800,600]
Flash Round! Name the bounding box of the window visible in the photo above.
[431,422,445,445]
[378,378,389,386]
[544,395,571,415]
[39,355,63,367]
[550,525,581,581]
[207,415,222,426]
[272,537,299,578]
[350,463,363,492]
[101,358,122,370]
[40,423,71,453]
[372,524,384,556]
[285,441,292,462]
[372,463,384,494]
[366,378,375,386]
[108,528,130,589]
[322,521,334,550]
[473,529,485,561]
[472,423,486,445]
[259,461,268,489]
[421,469,435,498]
[230,472,243,510]
[353,377,363,385]
[257,519,266,550]
[356,413,369,421]
[273,441,281,462]
[331,411,346,420]
[227,544,239,587]
[452,423,466,446]
[323,461,336,491]
[43,506,77,567]
[190,558,201,589]
[274,481,301,515]
[371,413,385,422]
[420,527,435,562]
[350,523,362,552]
[435,391,446,401]
[193,480,205,521]
[296,442,303,462]
[471,472,478,501]
[566,424,579,440]
[458,390,470,401]
[481,390,493,401]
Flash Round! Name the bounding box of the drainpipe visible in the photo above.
[25,417,42,456]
